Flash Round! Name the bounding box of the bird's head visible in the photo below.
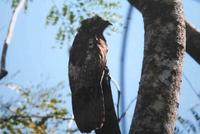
[79,15,112,34]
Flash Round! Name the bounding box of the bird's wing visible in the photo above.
[68,35,106,133]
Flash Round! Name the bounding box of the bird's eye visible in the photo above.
[88,39,94,47]
[89,43,93,47]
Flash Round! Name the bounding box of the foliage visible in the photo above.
[10,0,122,47]
[45,0,122,46]
[9,0,122,47]
[2,0,122,133]
[11,0,21,9]
[11,0,31,10]
[4,0,200,134]
[0,78,76,134]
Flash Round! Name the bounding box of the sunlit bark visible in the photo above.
[128,0,186,133]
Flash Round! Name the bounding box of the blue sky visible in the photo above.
[0,0,200,133]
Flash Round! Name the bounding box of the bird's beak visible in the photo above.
[107,21,112,26]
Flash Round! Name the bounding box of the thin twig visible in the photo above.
[0,105,72,122]
[0,0,26,80]
[117,87,120,120]
[110,75,121,119]
[0,114,72,123]
[67,115,75,134]
[183,73,200,99]
[118,96,137,122]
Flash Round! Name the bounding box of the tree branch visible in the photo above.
[128,0,200,65]
[120,5,133,134]
[0,114,72,124]
[128,0,185,133]
[186,21,200,64]
[0,0,26,80]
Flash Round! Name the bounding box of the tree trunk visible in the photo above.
[128,0,186,133]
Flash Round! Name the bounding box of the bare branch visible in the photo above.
[110,75,121,119]
[0,114,73,124]
[186,21,200,64]
[120,5,133,134]
[118,97,136,122]
[0,0,26,80]
[183,73,200,99]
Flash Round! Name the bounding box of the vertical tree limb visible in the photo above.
[129,1,200,65]
[120,5,133,134]
[186,22,200,64]
[0,0,26,80]
[128,0,186,133]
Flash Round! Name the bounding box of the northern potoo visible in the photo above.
[68,16,111,133]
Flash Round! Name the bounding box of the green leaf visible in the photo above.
[69,12,75,24]
[7,124,15,134]
[62,4,68,16]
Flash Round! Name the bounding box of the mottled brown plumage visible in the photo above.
[68,16,111,133]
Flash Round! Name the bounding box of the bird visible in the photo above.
[68,15,112,133]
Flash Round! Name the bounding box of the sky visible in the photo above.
[0,0,200,134]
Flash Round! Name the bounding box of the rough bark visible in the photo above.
[128,0,185,134]
[129,1,200,65]
[186,22,200,64]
